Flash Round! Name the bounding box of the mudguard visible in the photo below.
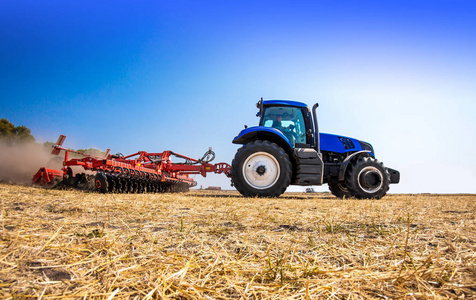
[232,126,293,153]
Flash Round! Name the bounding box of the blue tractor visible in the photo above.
[231,99,400,199]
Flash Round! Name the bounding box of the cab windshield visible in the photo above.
[261,106,306,147]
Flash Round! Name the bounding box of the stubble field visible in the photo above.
[0,183,475,299]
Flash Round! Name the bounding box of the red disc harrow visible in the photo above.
[32,135,231,193]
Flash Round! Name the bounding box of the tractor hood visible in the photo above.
[320,133,374,155]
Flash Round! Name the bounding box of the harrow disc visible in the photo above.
[114,177,123,193]
[131,180,138,193]
[64,167,74,186]
[75,173,92,190]
[95,173,108,193]
[106,175,116,193]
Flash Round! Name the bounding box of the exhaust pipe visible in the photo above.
[312,103,320,154]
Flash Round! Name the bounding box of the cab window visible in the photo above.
[261,106,306,147]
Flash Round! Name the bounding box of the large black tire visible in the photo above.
[345,157,390,199]
[328,182,352,199]
[231,140,292,197]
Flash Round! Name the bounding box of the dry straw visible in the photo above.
[0,183,475,299]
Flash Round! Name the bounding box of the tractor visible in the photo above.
[230,99,400,199]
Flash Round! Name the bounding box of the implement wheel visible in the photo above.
[95,173,108,193]
[345,156,390,199]
[231,140,291,198]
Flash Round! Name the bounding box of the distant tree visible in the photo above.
[0,118,35,143]
[13,125,35,142]
[0,118,15,137]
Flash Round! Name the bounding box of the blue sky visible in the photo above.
[1,0,475,193]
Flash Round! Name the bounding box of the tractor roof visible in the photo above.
[263,100,308,108]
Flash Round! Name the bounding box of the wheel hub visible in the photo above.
[256,165,266,175]
[242,152,280,190]
[357,166,383,193]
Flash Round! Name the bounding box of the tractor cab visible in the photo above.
[259,104,307,147]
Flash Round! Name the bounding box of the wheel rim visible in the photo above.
[357,166,383,193]
[242,152,280,190]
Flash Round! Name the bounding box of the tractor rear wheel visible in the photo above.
[328,182,352,199]
[345,157,390,199]
[231,140,292,197]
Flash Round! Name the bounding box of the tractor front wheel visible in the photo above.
[231,140,292,197]
[345,157,390,199]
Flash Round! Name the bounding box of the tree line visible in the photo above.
[0,118,35,143]
[0,118,104,156]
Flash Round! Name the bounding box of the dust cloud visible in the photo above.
[0,141,63,185]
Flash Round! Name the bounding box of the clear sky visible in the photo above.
[1,0,475,193]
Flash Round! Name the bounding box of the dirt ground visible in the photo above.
[1,183,475,299]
